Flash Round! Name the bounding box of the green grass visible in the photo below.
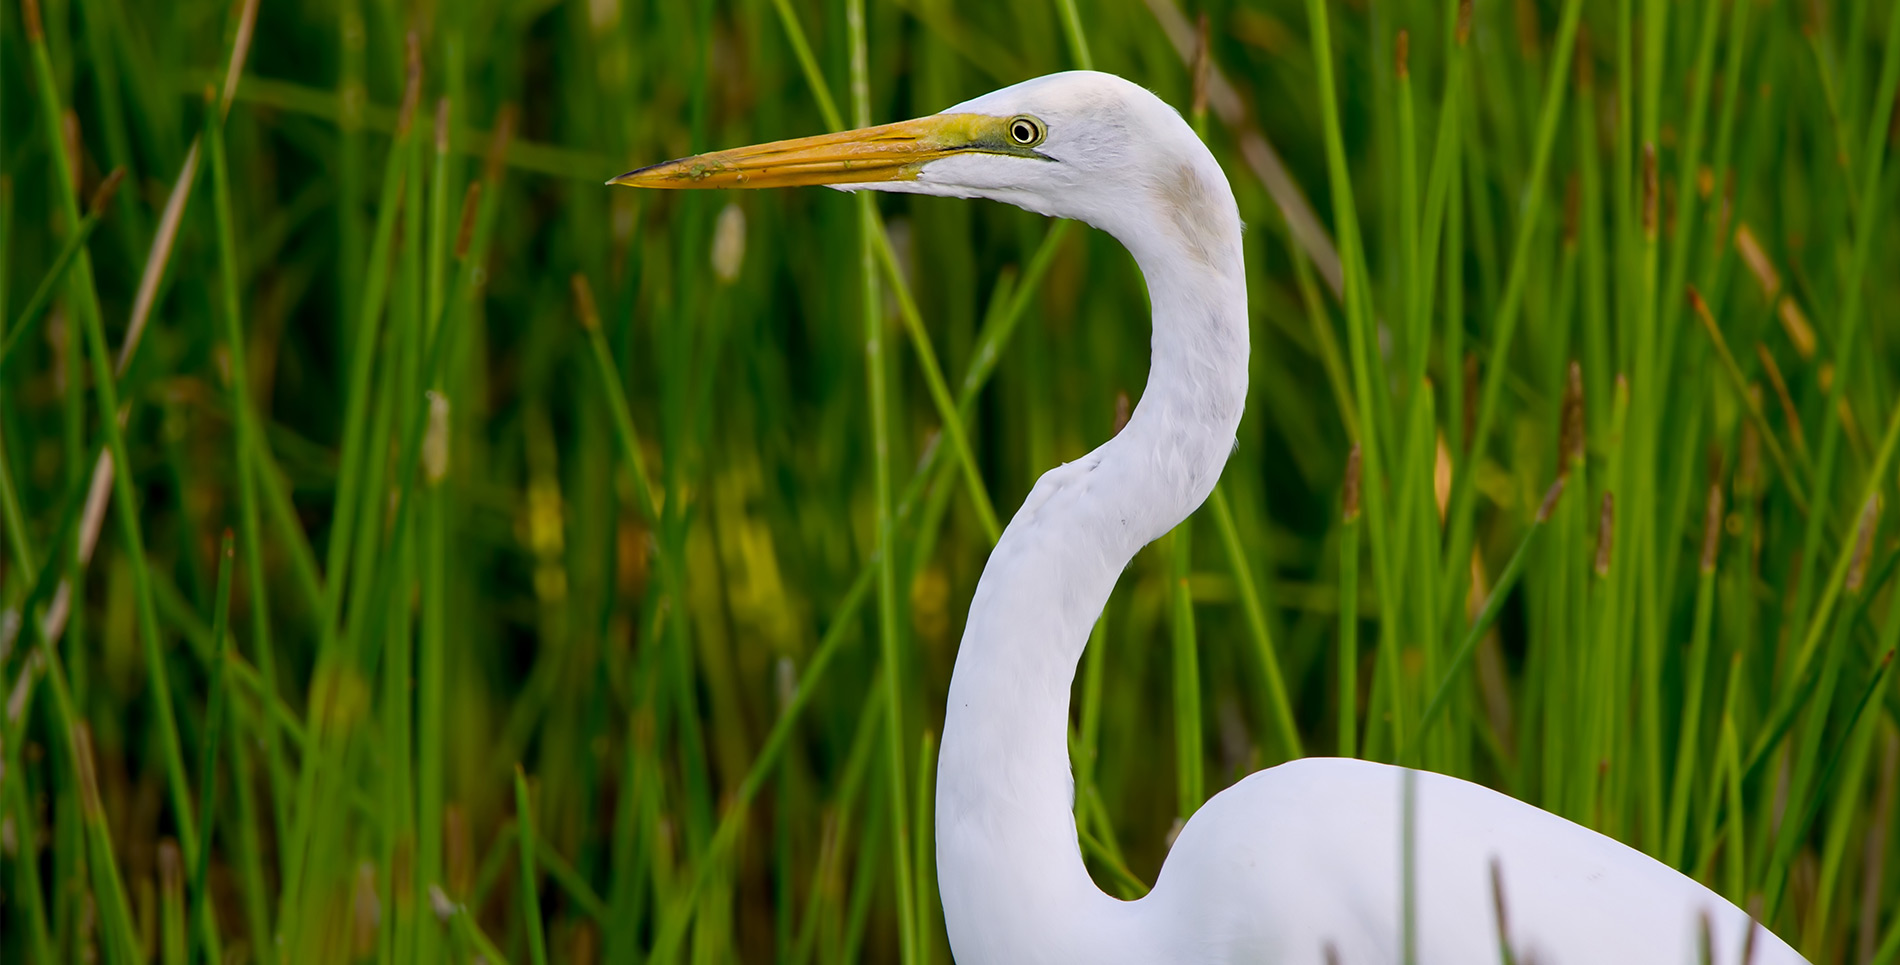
[2,0,1899,962]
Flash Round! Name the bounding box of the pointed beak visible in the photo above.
[608,113,1027,189]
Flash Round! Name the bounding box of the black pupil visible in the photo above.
[1013,121,1034,142]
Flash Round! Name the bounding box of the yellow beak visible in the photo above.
[608,113,1032,189]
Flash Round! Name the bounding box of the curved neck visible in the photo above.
[935,188,1247,961]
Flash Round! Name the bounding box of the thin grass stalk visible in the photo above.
[1171,522,1204,816]
[1787,0,1900,687]
[205,82,292,855]
[747,0,1011,552]
[66,165,202,888]
[0,487,55,963]
[1208,485,1302,758]
[0,174,117,371]
[159,843,187,965]
[281,68,421,944]
[1394,30,1422,385]
[1653,0,1727,385]
[846,2,918,961]
[916,729,939,965]
[515,766,552,965]
[319,58,420,639]
[1766,648,1896,923]
[646,566,874,959]
[1807,683,1887,956]
[1771,402,1900,730]
[1688,289,1808,511]
[1,737,57,962]
[1441,0,1586,624]
[1055,0,1094,71]
[1694,0,1755,290]
[188,534,235,963]
[1411,480,1565,761]
[48,658,141,963]
[1665,485,1722,868]
[1339,445,1362,757]
[1414,0,1471,397]
[1301,0,1402,754]
[874,241,1001,543]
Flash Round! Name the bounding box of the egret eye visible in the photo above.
[1007,115,1046,147]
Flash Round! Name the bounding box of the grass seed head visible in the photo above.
[1848,497,1879,594]
[21,0,44,42]
[1595,492,1615,577]
[1702,482,1724,574]
[572,273,602,332]
[1536,477,1565,524]
[1641,143,1659,240]
[1776,297,1816,360]
[1343,443,1362,523]
[1734,224,1781,299]
[87,167,126,219]
[455,182,483,260]
[1560,360,1585,471]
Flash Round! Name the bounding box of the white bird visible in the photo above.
[612,71,1805,965]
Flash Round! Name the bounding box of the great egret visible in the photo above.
[612,71,1804,965]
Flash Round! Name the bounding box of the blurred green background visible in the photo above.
[2,0,1899,961]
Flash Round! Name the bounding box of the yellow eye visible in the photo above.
[1007,115,1047,147]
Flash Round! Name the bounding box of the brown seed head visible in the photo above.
[1343,443,1363,523]
[397,32,422,136]
[1396,30,1410,80]
[1777,297,1816,359]
[571,273,602,332]
[1595,492,1616,577]
[1514,0,1541,57]
[1560,359,1586,471]
[1848,496,1879,594]
[1701,482,1724,574]
[1641,143,1659,239]
[485,105,519,186]
[61,110,84,196]
[22,0,44,42]
[87,167,127,219]
[1754,344,1807,456]
[1456,0,1474,46]
[1112,391,1133,436]
[435,97,452,155]
[1536,477,1566,523]
[1734,223,1780,299]
[445,804,472,895]
[1491,858,1514,953]
[159,839,183,897]
[1463,352,1480,453]
[454,182,482,259]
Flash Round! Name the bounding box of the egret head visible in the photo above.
[610,71,1236,262]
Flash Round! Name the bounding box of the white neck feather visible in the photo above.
[934,155,1248,962]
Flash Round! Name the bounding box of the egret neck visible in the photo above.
[934,145,1248,961]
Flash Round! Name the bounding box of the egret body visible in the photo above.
[613,71,1805,965]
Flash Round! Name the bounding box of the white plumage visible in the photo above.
[614,70,1806,965]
